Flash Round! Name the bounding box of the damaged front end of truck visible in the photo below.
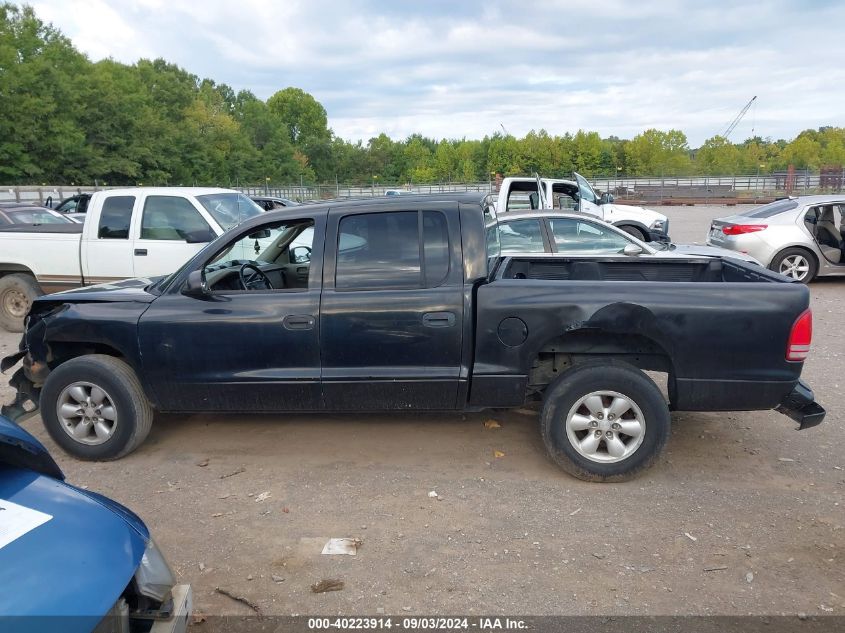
[1,303,66,422]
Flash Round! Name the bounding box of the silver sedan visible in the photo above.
[489,211,760,263]
[706,195,845,283]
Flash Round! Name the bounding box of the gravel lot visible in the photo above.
[1,205,843,617]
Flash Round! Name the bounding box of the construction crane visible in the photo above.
[722,96,757,139]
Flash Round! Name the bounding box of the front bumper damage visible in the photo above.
[0,350,46,423]
[776,379,826,430]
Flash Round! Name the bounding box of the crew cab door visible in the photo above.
[83,194,137,283]
[137,211,326,412]
[319,203,464,410]
[573,172,603,219]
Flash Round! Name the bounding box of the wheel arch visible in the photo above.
[768,244,819,276]
[769,243,819,264]
[525,328,676,404]
[0,264,38,278]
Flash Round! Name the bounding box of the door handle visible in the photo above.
[422,311,456,328]
[283,315,315,330]
[134,249,148,256]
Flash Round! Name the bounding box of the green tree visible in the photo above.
[624,129,692,176]
[486,134,522,175]
[0,3,90,181]
[695,135,742,175]
[781,133,822,170]
[403,135,436,182]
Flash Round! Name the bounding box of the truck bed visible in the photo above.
[473,255,806,412]
[498,255,791,284]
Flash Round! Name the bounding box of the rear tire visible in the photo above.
[540,360,670,482]
[618,225,646,241]
[0,273,40,333]
[40,354,153,460]
[769,247,817,283]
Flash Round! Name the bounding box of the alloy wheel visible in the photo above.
[57,381,118,445]
[565,390,646,463]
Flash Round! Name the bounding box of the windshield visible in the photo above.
[196,193,263,231]
[742,199,799,218]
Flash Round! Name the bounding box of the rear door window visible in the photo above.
[494,219,546,253]
[98,196,135,239]
[335,210,450,290]
[336,211,420,290]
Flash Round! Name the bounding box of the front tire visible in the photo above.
[0,273,40,333]
[541,360,670,482]
[617,225,646,241]
[40,355,153,460]
[769,247,817,283]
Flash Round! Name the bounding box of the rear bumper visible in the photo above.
[775,379,825,429]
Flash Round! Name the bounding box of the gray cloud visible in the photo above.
[31,0,845,145]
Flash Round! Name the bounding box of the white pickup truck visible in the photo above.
[496,172,669,242]
[0,187,263,331]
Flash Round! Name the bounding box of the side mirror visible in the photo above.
[182,269,209,298]
[623,244,643,257]
[600,192,614,205]
[184,229,217,244]
[249,229,272,239]
[291,245,311,263]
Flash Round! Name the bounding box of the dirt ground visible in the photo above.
[1,205,843,617]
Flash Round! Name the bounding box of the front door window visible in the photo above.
[203,219,315,292]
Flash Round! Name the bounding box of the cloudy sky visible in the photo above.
[31,0,845,146]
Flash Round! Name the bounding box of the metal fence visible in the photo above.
[2,169,844,205]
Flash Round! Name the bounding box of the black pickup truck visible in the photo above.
[1,193,825,481]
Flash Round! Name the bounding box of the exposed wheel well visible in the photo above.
[46,342,128,371]
[526,330,675,403]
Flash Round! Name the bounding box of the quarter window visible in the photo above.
[97,196,135,239]
[141,196,215,242]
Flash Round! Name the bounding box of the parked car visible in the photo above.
[250,195,300,211]
[496,173,669,242]
[707,196,845,283]
[489,210,760,263]
[47,193,92,220]
[1,193,824,481]
[0,414,191,631]
[0,205,79,225]
[0,187,263,332]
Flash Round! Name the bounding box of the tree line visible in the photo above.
[2,3,844,187]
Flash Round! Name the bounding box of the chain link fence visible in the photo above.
[3,169,843,205]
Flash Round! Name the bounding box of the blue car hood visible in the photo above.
[0,420,149,624]
[0,415,63,480]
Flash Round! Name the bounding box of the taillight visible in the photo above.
[722,224,767,235]
[786,309,812,361]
